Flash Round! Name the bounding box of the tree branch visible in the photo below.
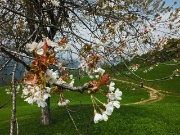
[3,6,39,23]
[0,45,31,71]
[53,83,93,94]
[0,58,12,72]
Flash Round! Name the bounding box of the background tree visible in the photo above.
[0,0,179,134]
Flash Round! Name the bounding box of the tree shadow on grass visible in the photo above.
[1,103,179,135]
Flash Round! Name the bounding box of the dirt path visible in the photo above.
[111,79,165,105]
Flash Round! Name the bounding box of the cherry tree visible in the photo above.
[0,0,179,134]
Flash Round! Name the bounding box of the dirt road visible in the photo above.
[111,79,165,105]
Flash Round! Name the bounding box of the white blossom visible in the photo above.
[26,42,38,52]
[37,99,47,108]
[105,102,114,116]
[69,74,73,79]
[46,37,58,47]
[109,81,115,92]
[56,78,66,85]
[58,99,70,106]
[43,93,51,100]
[94,67,105,76]
[6,92,12,95]
[45,87,51,93]
[69,79,74,87]
[102,112,108,121]
[45,38,70,52]
[107,92,115,101]
[22,85,51,108]
[54,42,71,52]
[114,88,122,100]
[45,69,59,84]
[22,87,29,95]
[94,112,103,123]
[25,41,44,55]
[24,97,34,104]
[51,0,60,7]
[112,101,120,108]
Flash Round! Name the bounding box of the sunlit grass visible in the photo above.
[113,59,180,93]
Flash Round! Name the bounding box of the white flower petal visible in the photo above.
[110,82,115,87]
[113,101,120,108]
[36,48,44,55]
[102,112,108,121]
[43,93,51,100]
[105,102,114,115]
[109,86,115,92]
[94,113,103,123]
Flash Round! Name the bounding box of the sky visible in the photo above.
[62,0,180,60]
[165,0,180,8]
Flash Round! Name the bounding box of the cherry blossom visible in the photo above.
[112,101,120,109]
[22,38,122,124]
[22,85,51,107]
[102,112,108,121]
[109,81,115,92]
[94,67,105,76]
[114,88,122,100]
[105,102,114,116]
[94,111,103,123]
[45,69,59,84]
[26,41,44,55]
[50,0,60,7]
[58,99,70,106]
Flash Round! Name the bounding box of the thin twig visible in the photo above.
[0,59,12,72]
[66,106,82,135]
[0,97,11,109]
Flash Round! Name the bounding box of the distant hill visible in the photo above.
[113,38,180,72]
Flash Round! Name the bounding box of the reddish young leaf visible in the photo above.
[42,39,49,57]
[30,74,38,86]
[58,37,68,44]
[24,74,38,86]
[99,73,110,86]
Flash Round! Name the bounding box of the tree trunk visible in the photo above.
[40,97,51,125]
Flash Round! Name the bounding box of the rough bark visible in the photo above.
[40,97,51,125]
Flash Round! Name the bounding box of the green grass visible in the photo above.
[1,96,180,135]
[113,59,180,93]
[0,59,180,135]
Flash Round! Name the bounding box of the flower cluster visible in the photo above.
[22,85,51,108]
[45,69,59,84]
[22,37,122,124]
[25,37,70,55]
[26,41,44,55]
[57,90,70,106]
[46,37,71,52]
[22,38,73,107]
[58,99,70,106]
[79,55,104,79]
[91,80,122,123]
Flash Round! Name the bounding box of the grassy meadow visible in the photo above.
[0,59,180,135]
